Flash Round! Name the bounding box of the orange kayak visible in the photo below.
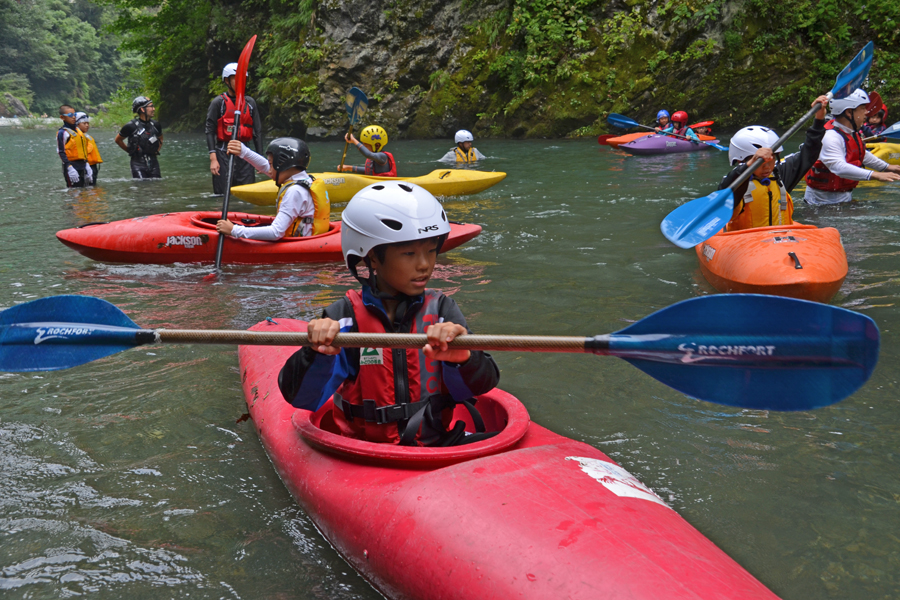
[696,224,847,303]
[607,132,717,149]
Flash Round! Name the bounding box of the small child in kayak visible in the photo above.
[439,130,486,163]
[662,111,699,142]
[721,95,830,231]
[278,182,500,446]
[338,124,397,176]
[653,110,670,132]
[216,138,329,239]
[76,113,102,185]
[804,89,900,205]
[862,102,888,140]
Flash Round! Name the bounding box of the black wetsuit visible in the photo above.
[205,94,263,195]
[119,118,163,179]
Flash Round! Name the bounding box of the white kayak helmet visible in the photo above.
[728,126,783,165]
[830,89,870,118]
[341,181,451,280]
[222,62,238,80]
[455,129,474,144]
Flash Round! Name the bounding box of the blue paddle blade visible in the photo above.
[876,121,900,139]
[607,113,641,129]
[832,41,874,99]
[606,295,879,411]
[660,188,734,248]
[345,87,368,126]
[0,295,143,372]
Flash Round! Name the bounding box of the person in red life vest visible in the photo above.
[805,89,900,205]
[216,138,329,240]
[56,104,88,188]
[661,111,700,142]
[653,109,670,132]
[720,95,829,231]
[337,125,397,176]
[278,182,500,446]
[205,63,263,195]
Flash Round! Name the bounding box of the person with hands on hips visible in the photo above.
[278,182,500,447]
[337,125,397,176]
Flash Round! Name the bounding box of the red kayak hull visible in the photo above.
[239,318,781,600]
[56,211,482,265]
[696,223,847,303]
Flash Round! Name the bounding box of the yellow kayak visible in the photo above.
[230,169,507,206]
[867,142,900,165]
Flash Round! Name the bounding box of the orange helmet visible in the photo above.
[671,111,689,126]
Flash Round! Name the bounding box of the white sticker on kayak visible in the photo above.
[700,243,715,261]
[161,235,208,249]
[566,457,669,508]
[360,347,383,366]
[323,177,345,186]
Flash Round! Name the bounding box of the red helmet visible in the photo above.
[671,111,689,126]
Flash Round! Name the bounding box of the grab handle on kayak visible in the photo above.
[439,171,451,179]
[76,221,110,228]
[788,252,803,270]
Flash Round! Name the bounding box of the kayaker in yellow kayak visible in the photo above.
[337,125,397,176]
[439,130,486,163]
[278,182,499,446]
[216,138,329,239]
[721,95,830,231]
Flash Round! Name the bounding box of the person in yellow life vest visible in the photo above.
[216,138,330,240]
[57,104,88,188]
[76,113,102,185]
[439,130,486,164]
[720,95,829,231]
[338,125,397,176]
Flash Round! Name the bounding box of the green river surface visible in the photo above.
[1,126,899,599]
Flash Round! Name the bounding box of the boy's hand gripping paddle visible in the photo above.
[0,294,879,412]
[338,87,369,171]
[660,41,875,249]
[212,35,257,272]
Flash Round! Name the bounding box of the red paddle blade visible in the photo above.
[235,35,257,112]
[866,91,883,118]
[597,134,617,145]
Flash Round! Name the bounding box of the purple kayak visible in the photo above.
[620,134,719,155]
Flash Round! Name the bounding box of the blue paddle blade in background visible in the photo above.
[345,87,368,126]
[0,295,141,372]
[659,188,734,248]
[875,121,900,139]
[831,41,874,99]
[607,294,880,411]
[607,113,640,129]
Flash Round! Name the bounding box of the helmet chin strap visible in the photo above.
[839,109,861,133]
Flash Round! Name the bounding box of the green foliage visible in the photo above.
[503,0,594,82]
[0,74,34,108]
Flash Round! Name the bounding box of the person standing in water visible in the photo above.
[439,130,486,164]
[115,96,163,179]
[205,62,263,195]
[56,104,88,188]
[76,112,102,185]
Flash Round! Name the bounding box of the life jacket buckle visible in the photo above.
[362,399,378,423]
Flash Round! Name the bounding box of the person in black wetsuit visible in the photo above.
[115,96,163,179]
[205,62,263,195]
[337,125,397,176]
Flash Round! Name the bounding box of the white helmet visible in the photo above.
[222,63,238,80]
[341,181,451,277]
[455,129,474,144]
[728,126,784,165]
[830,89,870,117]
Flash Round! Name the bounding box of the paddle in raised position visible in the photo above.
[0,294,879,412]
[338,87,369,171]
[660,41,875,249]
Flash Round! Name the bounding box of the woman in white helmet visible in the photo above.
[278,182,499,447]
[805,88,900,205]
[439,130,486,163]
[720,95,830,231]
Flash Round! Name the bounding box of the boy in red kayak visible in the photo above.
[278,182,499,446]
[216,138,329,239]
[720,95,830,231]
[337,125,397,176]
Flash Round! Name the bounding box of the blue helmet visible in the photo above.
[656,110,670,122]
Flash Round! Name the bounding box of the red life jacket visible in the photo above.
[364,151,397,177]
[805,120,864,192]
[332,289,451,445]
[215,93,254,143]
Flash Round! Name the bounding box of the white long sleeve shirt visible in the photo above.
[804,122,890,205]
[229,145,314,240]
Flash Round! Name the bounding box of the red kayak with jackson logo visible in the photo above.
[238,317,782,600]
[696,223,847,303]
[55,211,482,265]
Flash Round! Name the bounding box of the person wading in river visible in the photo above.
[56,104,88,188]
[115,96,163,179]
[206,62,263,195]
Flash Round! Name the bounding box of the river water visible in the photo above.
[1,127,899,599]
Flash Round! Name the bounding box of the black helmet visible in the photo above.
[266,138,310,179]
[132,96,152,113]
